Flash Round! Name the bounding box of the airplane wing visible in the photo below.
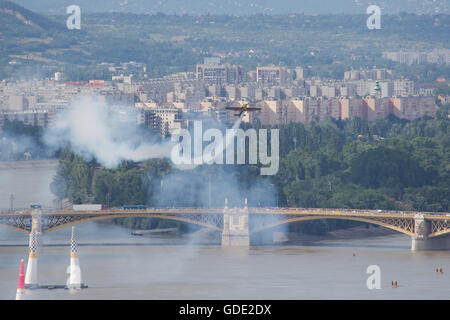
[225,107,242,111]
[246,107,261,111]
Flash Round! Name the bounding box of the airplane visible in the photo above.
[225,103,261,117]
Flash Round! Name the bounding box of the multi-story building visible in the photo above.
[339,98,363,120]
[0,64,440,137]
[351,80,394,98]
[136,105,184,137]
[338,84,357,97]
[254,88,264,101]
[363,97,391,121]
[283,99,307,124]
[326,98,340,120]
[309,85,321,97]
[0,109,55,128]
[280,97,329,122]
[281,96,438,124]
[394,79,415,97]
[264,87,281,100]
[239,85,256,102]
[196,63,243,85]
[7,95,28,111]
[256,66,289,87]
[206,85,224,98]
[256,99,282,126]
[281,86,307,99]
[293,67,308,80]
[391,97,438,120]
[224,85,239,101]
[321,86,337,98]
[344,68,393,81]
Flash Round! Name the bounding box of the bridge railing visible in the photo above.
[250,207,448,216]
[1,207,449,217]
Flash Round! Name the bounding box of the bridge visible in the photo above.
[1,203,450,250]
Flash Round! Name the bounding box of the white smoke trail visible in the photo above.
[43,96,246,170]
[183,113,244,169]
[43,95,175,168]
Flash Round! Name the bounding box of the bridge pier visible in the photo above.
[31,210,42,234]
[25,210,42,288]
[221,199,249,247]
[412,214,450,251]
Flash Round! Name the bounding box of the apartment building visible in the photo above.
[0,109,55,128]
[196,63,243,85]
[257,100,282,126]
[344,68,393,81]
[256,66,289,87]
[283,99,307,124]
[391,96,438,120]
[363,97,392,121]
[393,79,415,97]
[136,105,183,137]
[339,98,363,120]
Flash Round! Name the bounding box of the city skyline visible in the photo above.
[0,60,443,138]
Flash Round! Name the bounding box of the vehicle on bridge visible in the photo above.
[73,204,107,211]
[122,205,148,210]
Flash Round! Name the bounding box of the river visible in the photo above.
[0,161,449,300]
[0,161,57,210]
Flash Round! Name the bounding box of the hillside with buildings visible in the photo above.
[10,0,450,15]
[0,1,449,136]
[1,1,449,81]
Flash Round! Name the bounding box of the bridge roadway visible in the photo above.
[1,207,449,250]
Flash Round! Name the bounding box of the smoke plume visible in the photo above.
[43,95,174,168]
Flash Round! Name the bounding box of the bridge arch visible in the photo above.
[44,214,222,233]
[428,227,450,238]
[0,224,30,234]
[429,230,450,238]
[251,216,415,236]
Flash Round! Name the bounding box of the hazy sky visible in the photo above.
[11,0,450,15]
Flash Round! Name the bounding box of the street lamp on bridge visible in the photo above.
[10,194,15,212]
